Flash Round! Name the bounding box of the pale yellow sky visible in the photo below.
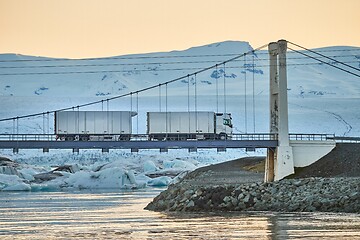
[0,0,359,58]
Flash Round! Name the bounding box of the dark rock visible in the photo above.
[33,172,63,183]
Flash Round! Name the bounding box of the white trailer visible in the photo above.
[147,112,233,140]
[55,111,137,141]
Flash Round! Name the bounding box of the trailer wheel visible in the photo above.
[81,136,89,141]
[66,136,74,141]
[119,136,130,141]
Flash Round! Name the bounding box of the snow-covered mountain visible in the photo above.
[0,41,359,192]
[1,41,359,98]
[0,40,359,137]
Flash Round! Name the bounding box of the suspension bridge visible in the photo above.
[0,39,359,181]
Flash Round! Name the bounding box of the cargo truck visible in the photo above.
[147,112,233,141]
[55,111,137,141]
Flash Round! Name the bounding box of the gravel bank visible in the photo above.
[146,144,360,213]
[145,177,360,213]
[291,143,360,178]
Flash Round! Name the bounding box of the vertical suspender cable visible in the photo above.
[244,54,248,133]
[187,75,191,134]
[187,75,190,112]
[136,92,139,134]
[130,92,133,135]
[216,64,219,113]
[194,74,198,133]
[223,63,227,115]
[101,100,104,111]
[16,117,19,135]
[13,118,15,136]
[130,92,133,112]
[106,100,109,135]
[43,113,45,134]
[75,106,78,135]
[165,83,168,137]
[252,55,256,132]
[47,112,50,135]
[159,84,162,112]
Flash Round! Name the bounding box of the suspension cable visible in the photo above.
[288,41,360,72]
[0,44,269,123]
[288,47,360,78]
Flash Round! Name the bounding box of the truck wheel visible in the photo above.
[219,133,227,140]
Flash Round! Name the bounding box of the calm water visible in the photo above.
[0,189,359,239]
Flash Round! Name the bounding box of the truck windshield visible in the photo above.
[223,118,232,128]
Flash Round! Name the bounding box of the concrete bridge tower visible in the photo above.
[265,40,336,182]
[265,40,295,182]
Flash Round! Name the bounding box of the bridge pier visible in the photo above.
[188,147,197,153]
[102,148,109,153]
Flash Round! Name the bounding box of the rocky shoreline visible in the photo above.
[145,177,360,213]
[146,144,360,213]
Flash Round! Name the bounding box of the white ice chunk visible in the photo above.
[143,160,158,172]
[147,176,172,186]
[2,182,31,191]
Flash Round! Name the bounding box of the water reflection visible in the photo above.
[0,190,359,239]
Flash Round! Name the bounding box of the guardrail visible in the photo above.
[0,134,57,141]
[0,133,351,142]
[326,136,360,143]
[0,133,277,141]
[289,134,335,141]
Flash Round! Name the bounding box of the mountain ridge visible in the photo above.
[0,41,359,98]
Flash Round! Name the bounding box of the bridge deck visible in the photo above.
[0,133,337,151]
[0,139,278,150]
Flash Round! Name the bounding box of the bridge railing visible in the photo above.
[289,133,335,141]
[0,133,339,142]
[0,134,57,141]
[231,133,277,141]
[0,133,278,142]
[326,136,360,143]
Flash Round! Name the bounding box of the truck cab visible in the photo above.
[215,113,233,139]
